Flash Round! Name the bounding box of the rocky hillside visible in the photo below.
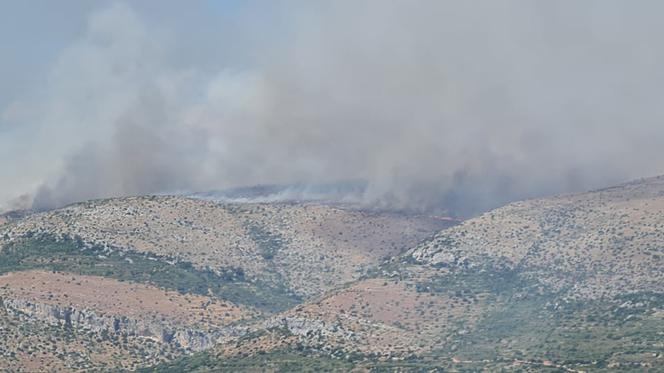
[410,175,664,298]
[0,270,254,371]
[2,177,663,372]
[1,196,450,300]
[0,196,450,371]
[158,176,664,372]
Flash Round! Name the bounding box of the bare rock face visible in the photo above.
[1,297,248,351]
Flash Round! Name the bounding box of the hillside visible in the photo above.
[159,177,664,372]
[411,175,664,298]
[0,196,450,371]
[0,270,255,371]
[2,177,663,371]
[1,196,450,302]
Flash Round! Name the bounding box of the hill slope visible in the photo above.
[165,177,664,372]
[3,177,664,371]
[0,196,450,371]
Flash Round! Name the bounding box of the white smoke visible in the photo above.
[2,1,664,216]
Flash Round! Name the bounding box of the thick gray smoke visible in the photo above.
[4,1,664,216]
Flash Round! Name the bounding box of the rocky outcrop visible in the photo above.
[265,315,355,340]
[1,297,247,351]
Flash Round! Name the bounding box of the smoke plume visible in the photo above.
[3,1,664,216]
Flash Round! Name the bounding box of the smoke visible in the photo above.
[3,1,664,216]
[189,181,368,205]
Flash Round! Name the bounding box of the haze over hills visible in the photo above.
[188,181,369,206]
[0,176,662,371]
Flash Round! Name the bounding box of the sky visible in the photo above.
[1,1,664,216]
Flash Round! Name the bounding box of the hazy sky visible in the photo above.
[2,1,664,215]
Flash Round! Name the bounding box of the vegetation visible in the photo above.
[435,291,664,370]
[365,256,664,371]
[245,222,286,261]
[135,347,466,373]
[134,349,360,373]
[0,235,301,312]
[414,264,531,298]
